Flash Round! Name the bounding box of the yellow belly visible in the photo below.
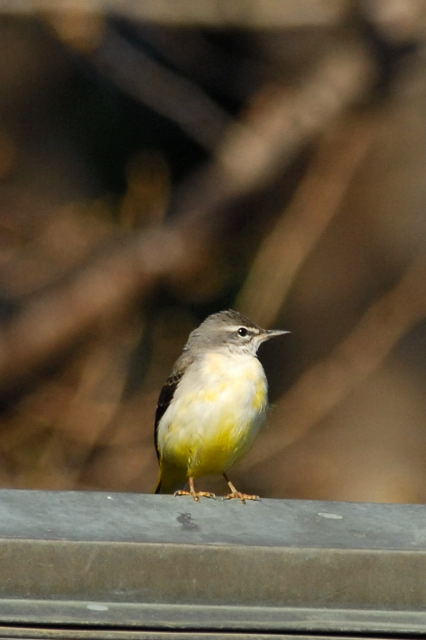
[169,411,260,476]
[157,353,268,479]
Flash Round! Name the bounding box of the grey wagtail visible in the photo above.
[154,309,288,501]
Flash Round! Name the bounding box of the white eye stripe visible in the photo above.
[222,325,259,334]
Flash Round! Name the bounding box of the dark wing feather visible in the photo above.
[154,350,194,459]
[154,370,183,459]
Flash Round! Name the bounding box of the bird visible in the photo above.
[154,309,288,502]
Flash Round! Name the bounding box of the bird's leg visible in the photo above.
[174,476,216,501]
[223,473,259,503]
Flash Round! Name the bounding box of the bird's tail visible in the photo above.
[155,461,186,494]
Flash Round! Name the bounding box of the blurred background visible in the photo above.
[0,0,424,502]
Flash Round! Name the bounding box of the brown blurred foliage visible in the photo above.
[0,1,424,502]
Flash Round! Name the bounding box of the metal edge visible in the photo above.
[0,600,425,634]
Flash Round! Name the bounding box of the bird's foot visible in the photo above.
[222,473,259,504]
[223,490,259,504]
[174,489,216,502]
[174,478,215,501]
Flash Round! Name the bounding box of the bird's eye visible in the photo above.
[237,327,248,337]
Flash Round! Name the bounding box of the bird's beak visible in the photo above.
[261,329,290,343]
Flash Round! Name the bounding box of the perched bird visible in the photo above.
[154,309,288,501]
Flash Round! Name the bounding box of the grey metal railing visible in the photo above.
[0,489,425,638]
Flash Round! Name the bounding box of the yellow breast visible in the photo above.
[157,351,268,477]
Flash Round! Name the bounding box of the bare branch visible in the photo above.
[176,42,375,217]
[222,48,372,193]
[0,227,198,388]
[0,0,350,29]
[236,114,378,326]
[0,43,375,390]
[91,27,231,152]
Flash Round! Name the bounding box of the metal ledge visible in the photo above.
[0,490,425,636]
